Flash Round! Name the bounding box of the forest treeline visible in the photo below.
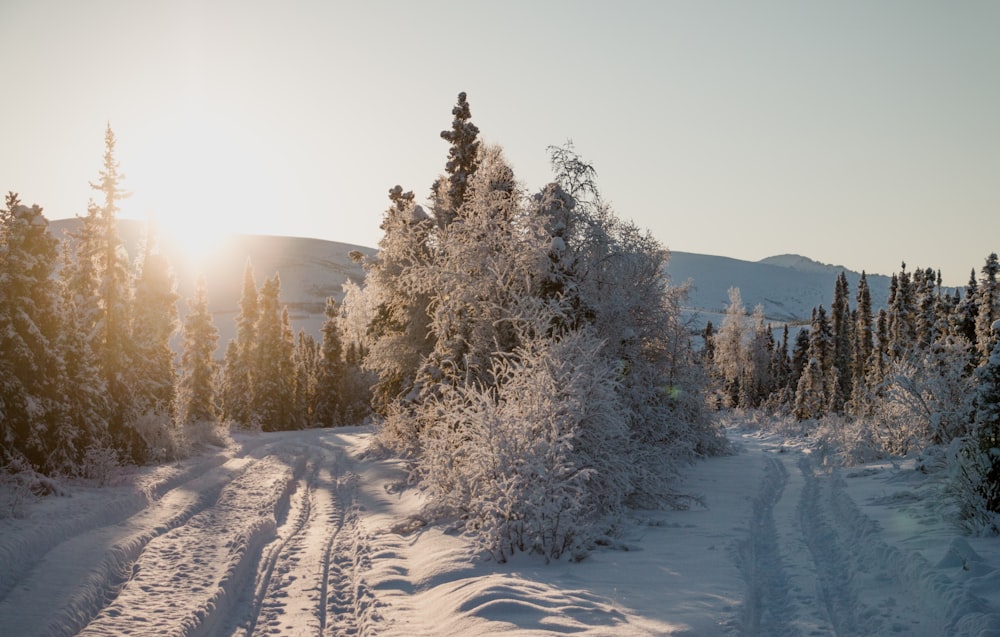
[3,94,999,552]
[704,255,1000,530]
[1,126,362,479]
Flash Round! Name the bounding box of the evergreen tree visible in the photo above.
[769,324,792,405]
[714,287,747,407]
[363,186,435,415]
[954,269,980,345]
[434,91,480,226]
[222,260,259,426]
[294,330,317,427]
[830,272,853,412]
[177,276,219,426]
[794,305,833,420]
[888,263,916,360]
[971,321,1000,513]
[702,321,716,367]
[850,271,874,413]
[975,253,1000,365]
[89,125,143,461]
[0,196,66,469]
[788,327,811,399]
[313,297,345,427]
[252,275,296,430]
[130,225,179,418]
[57,240,110,465]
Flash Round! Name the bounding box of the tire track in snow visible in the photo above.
[0,454,257,637]
[734,456,797,637]
[77,447,306,636]
[244,450,341,637]
[797,456,862,636]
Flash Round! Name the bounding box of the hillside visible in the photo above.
[667,251,894,329]
[49,218,912,345]
[49,218,374,350]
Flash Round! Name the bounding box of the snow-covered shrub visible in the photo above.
[418,328,632,561]
[947,437,1000,535]
[78,442,123,486]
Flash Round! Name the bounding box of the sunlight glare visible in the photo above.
[125,105,279,268]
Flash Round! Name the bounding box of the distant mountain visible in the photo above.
[666,251,894,328]
[49,218,373,352]
[47,217,928,347]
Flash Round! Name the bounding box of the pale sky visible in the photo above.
[2,0,997,286]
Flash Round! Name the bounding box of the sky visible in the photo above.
[1,0,997,286]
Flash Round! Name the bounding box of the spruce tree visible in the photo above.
[830,272,853,413]
[252,275,296,430]
[57,240,110,465]
[967,321,1000,515]
[435,91,480,226]
[850,271,874,413]
[222,260,259,426]
[794,305,833,419]
[131,225,179,418]
[177,276,219,426]
[0,197,66,469]
[313,297,345,427]
[89,125,143,461]
[975,253,1000,365]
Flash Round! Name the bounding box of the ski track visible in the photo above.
[0,432,385,637]
[5,427,1000,636]
[735,435,1000,637]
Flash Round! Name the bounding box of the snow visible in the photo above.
[2,425,999,636]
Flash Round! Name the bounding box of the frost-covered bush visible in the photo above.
[78,443,123,486]
[947,437,1000,535]
[418,328,632,561]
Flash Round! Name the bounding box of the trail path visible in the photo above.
[1,426,998,636]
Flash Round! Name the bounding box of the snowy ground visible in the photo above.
[2,426,999,636]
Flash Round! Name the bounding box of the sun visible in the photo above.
[122,105,278,268]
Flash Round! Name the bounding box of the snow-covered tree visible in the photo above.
[177,276,219,427]
[221,260,258,427]
[434,91,480,226]
[89,125,145,461]
[794,306,834,420]
[313,297,345,427]
[252,275,296,430]
[362,186,436,418]
[975,253,999,365]
[830,272,853,413]
[713,288,747,407]
[130,225,179,419]
[0,196,67,470]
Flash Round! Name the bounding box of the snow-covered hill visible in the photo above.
[49,217,910,344]
[667,251,894,328]
[49,218,374,350]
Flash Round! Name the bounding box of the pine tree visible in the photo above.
[434,91,480,226]
[850,271,874,414]
[222,260,259,426]
[313,297,345,427]
[294,330,317,427]
[830,272,853,413]
[888,263,916,360]
[794,305,833,420]
[177,276,219,426]
[788,327,811,400]
[975,253,1000,365]
[252,275,296,430]
[714,287,747,407]
[363,186,435,415]
[57,240,110,464]
[89,125,143,461]
[130,224,179,418]
[0,196,67,470]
